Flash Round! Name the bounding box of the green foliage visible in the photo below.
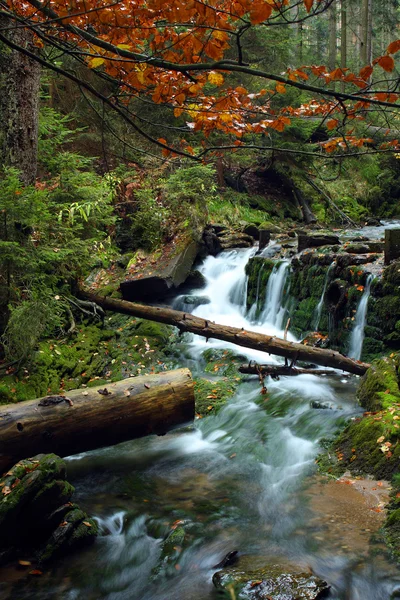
[0,152,115,360]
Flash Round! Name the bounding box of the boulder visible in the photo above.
[199,225,222,257]
[0,454,97,565]
[385,228,400,265]
[365,217,382,226]
[298,234,341,253]
[179,270,207,291]
[344,244,371,254]
[219,232,254,250]
[259,230,271,251]
[120,239,199,301]
[212,557,330,600]
[243,224,260,239]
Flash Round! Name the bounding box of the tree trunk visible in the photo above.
[340,0,347,92]
[0,369,194,474]
[0,16,40,185]
[328,1,337,71]
[239,364,336,377]
[361,0,373,66]
[78,291,371,376]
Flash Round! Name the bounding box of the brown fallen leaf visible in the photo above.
[29,570,43,576]
[124,390,131,397]
[83,521,92,527]
[144,383,150,389]
[18,560,31,566]
[2,486,11,496]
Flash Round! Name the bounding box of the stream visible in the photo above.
[2,246,400,599]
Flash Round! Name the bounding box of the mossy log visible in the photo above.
[78,291,371,376]
[239,364,336,377]
[0,369,194,474]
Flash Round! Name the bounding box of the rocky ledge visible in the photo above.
[0,454,97,567]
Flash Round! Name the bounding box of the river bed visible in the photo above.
[1,247,400,599]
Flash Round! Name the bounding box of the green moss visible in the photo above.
[194,377,239,417]
[0,315,176,404]
[357,356,400,411]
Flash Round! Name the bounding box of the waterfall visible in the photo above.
[247,262,266,321]
[348,274,373,360]
[312,262,336,331]
[259,261,290,329]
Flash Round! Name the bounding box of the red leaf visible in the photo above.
[377,55,395,72]
[387,40,400,54]
[303,0,313,12]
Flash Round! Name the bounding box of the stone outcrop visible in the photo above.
[297,233,340,253]
[212,557,330,600]
[120,238,199,301]
[0,454,97,566]
[385,228,400,265]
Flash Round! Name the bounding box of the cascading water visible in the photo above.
[312,261,336,331]
[3,250,398,600]
[348,274,373,361]
[259,261,290,329]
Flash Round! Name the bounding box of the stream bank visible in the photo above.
[2,224,400,597]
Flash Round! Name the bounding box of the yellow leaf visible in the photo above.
[208,72,225,86]
[117,43,131,50]
[89,57,105,68]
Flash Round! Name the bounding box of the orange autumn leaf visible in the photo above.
[276,83,286,94]
[377,55,395,72]
[303,0,313,12]
[387,39,400,54]
[359,65,373,80]
[249,2,272,24]
[326,119,339,131]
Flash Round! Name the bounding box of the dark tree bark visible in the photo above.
[0,16,40,184]
[0,368,195,474]
[78,290,371,376]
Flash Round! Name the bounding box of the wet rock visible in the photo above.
[243,224,260,239]
[298,234,341,253]
[212,559,330,599]
[259,222,283,235]
[365,217,382,226]
[0,454,97,566]
[344,244,371,254]
[219,232,254,250]
[200,225,222,257]
[259,230,271,251]
[182,295,211,307]
[310,401,334,410]
[179,270,207,291]
[385,228,400,265]
[120,239,199,301]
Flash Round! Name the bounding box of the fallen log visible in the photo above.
[239,364,336,377]
[0,368,194,474]
[78,290,371,376]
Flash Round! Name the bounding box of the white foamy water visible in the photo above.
[348,274,373,360]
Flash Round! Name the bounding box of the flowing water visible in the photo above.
[2,250,399,600]
[313,262,336,332]
[348,274,374,361]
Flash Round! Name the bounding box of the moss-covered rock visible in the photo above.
[357,356,400,411]
[0,314,176,404]
[0,454,98,566]
[245,258,278,314]
[194,349,243,417]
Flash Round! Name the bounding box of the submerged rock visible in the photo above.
[212,558,330,599]
[0,454,97,566]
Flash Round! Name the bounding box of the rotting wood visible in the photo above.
[78,290,371,377]
[239,364,337,377]
[0,368,194,474]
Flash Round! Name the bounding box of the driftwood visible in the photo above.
[0,368,194,474]
[239,364,336,377]
[78,290,371,376]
